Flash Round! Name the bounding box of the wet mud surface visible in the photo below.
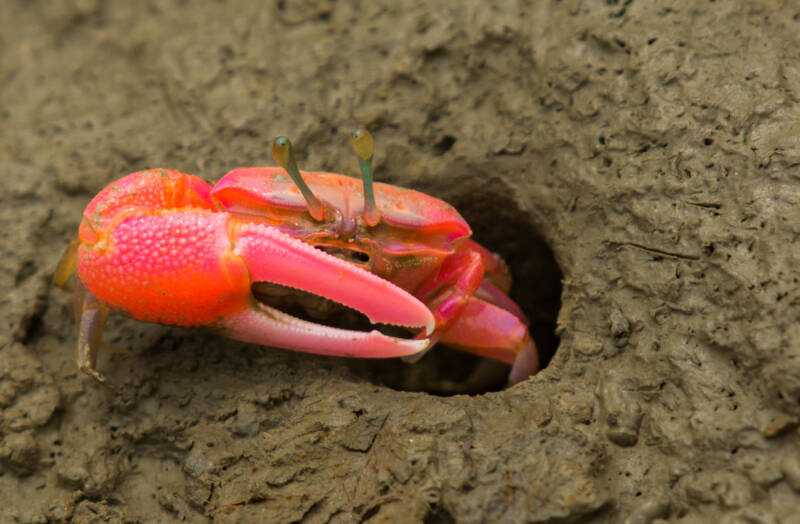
[3,1,800,522]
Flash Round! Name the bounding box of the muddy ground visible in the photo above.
[2,1,800,522]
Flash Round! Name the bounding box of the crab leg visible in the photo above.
[414,245,485,333]
[474,279,527,323]
[409,240,538,383]
[73,280,111,385]
[53,237,80,291]
[395,246,483,365]
[437,297,539,384]
[460,239,512,293]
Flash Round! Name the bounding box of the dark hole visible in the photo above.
[316,246,370,264]
[358,159,563,395]
[433,135,456,155]
[14,260,36,286]
[424,504,456,524]
[361,505,381,521]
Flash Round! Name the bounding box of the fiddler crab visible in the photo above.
[54,129,539,387]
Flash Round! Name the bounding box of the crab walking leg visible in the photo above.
[460,239,513,293]
[73,281,111,384]
[53,237,80,291]
[473,279,528,324]
[231,220,435,334]
[507,337,539,385]
[401,247,484,363]
[415,248,485,332]
[437,297,539,384]
[223,300,429,358]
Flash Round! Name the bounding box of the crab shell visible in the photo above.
[212,167,473,289]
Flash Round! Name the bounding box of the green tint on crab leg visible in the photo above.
[350,128,381,227]
[271,136,325,221]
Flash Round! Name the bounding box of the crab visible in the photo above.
[53,129,539,387]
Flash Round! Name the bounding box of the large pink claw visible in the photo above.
[232,221,435,333]
[226,220,434,357]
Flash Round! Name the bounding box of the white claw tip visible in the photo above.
[414,337,431,354]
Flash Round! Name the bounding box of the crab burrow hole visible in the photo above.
[357,158,563,395]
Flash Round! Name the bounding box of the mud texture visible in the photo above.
[3,1,800,522]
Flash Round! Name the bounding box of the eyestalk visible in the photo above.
[350,128,380,227]
[271,136,325,221]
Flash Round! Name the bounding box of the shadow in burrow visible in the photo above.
[357,159,563,395]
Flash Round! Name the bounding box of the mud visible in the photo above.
[3,1,800,522]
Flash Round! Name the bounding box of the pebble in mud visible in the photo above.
[623,497,670,524]
[228,403,266,438]
[609,305,632,349]
[600,375,644,447]
[781,455,800,493]
[0,430,40,475]
[5,383,60,431]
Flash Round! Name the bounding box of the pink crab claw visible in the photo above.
[55,170,434,384]
[224,219,435,355]
[231,221,434,334]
